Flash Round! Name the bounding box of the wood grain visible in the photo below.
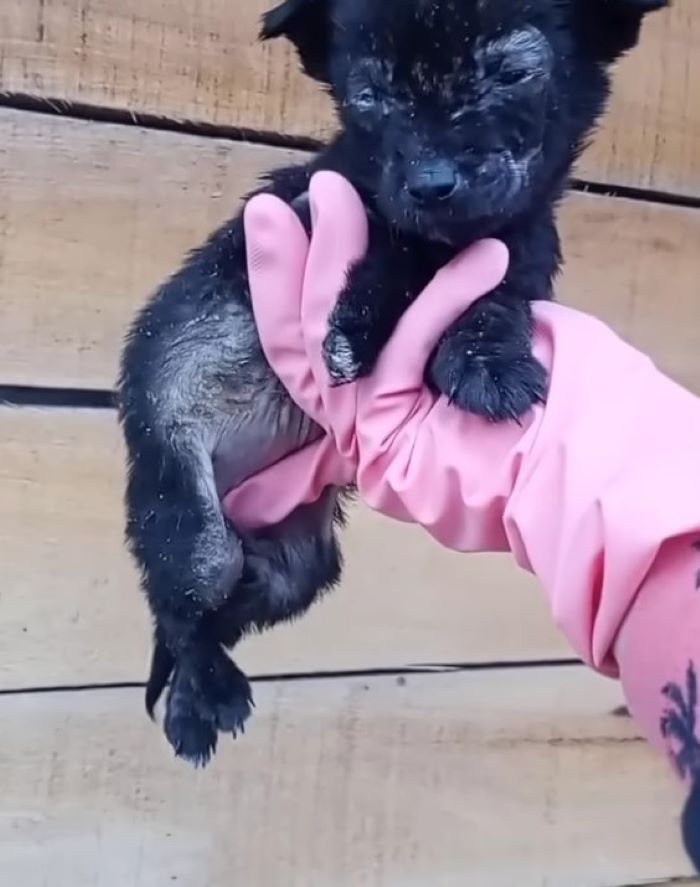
[0,0,697,195]
[1,108,699,393]
[0,668,694,887]
[0,405,559,690]
[0,108,302,390]
[0,0,334,139]
[582,0,700,197]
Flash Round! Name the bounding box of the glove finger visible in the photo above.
[367,240,509,403]
[300,171,370,456]
[221,437,355,530]
[244,193,327,426]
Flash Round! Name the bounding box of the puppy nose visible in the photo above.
[406,161,458,203]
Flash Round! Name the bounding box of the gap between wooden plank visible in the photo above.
[2,109,699,392]
[1,91,698,211]
[571,178,700,212]
[0,384,115,408]
[620,880,699,887]
[0,659,584,698]
[0,90,323,151]
[635,880,700,886]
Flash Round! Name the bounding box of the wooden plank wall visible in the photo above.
[0,2,698,885]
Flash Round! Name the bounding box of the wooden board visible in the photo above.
[0,108,302,391]
[0,668,694,886]
[558,192,700,395]
[0,405,561,690]
[1,0,697,195]
[1,108,699,394]
[580,0,700,197]
[0,0,334,139]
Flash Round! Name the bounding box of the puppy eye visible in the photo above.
[498,66,535,87]
[353,87,379,111]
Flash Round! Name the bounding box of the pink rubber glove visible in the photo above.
[223,173,700,818]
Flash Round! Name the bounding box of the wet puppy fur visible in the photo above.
[118,0,667,768]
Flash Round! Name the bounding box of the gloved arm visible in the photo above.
[223,174,700,865]
[227,170,700,670]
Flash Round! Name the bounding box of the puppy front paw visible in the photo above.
[429,344,547,422]
[322,326,363,384]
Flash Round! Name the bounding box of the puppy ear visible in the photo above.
[574,0,669,62]
[260,0,331,83]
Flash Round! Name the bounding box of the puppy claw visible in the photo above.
[165,705,218,768]
[214,690,254,736]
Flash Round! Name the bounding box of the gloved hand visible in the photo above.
[223,172,700,867]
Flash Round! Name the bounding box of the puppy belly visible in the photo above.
[212,390,321,497]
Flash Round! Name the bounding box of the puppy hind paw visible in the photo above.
[164,690,218,768]
[163,651,254,767]
[203,652,254,737]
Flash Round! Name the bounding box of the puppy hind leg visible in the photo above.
[124,427,246,734]
[218,490,347,641]
[156,489,346,764]
[126,431,244,616]
[155,491,345,766]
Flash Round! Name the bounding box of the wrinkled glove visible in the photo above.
[223,172,700,866]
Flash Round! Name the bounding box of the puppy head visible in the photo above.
[263,0,666,243]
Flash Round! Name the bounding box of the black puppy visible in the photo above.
[118,0,666,767]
